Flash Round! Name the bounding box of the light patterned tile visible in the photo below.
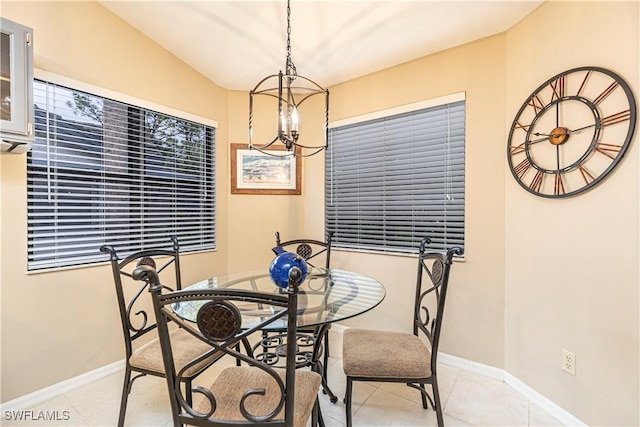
[352,387,437,427]
[120,379,172,427]
[317,379,377,424]
[437,362,461,380]
[444,373,529,426]
[377,373,456,410]
[61,371,124,427]
[66,368,172,427]
[2,395,86,427]
[317,411,345,427]
[442,414,472,426]
[529,402,564,426]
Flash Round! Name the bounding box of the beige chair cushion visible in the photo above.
[129,328,220,377]
[194,367,321,427]
[342,328,432,379]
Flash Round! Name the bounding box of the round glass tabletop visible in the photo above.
[172,267,386,330]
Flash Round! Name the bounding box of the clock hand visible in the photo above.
[532,131,566,138]
[528,129,566,144]
[526,136,550,145]
[567,123,598,134]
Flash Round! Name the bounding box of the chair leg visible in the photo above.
[418,383,429,409]
[344,377,354,427]
[117,366,132,427]
[323,333,330,378]
[432,380,444,427]
[312,397,320,427]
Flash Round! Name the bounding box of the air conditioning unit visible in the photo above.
[1,17,34,154]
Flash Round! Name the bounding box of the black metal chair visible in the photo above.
[100,238,224,427]
[132,263,322,427]
[256,231,337,402]
[274,231,334,269]
[341,238,463,427]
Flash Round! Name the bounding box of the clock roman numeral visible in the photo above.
[510,142,526,156]
[529,170,544,193]
[513,158,531,178]
[550,75,565,101]
[601,110,631,127]
[528,95,544,114]
[578,165,596,185]
[595,142,622,160]
[514,121,530,132]
[577,70,592,97]
[593,81,619,105]
[554,174,565,196]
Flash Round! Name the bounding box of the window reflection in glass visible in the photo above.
[0,32,11,121]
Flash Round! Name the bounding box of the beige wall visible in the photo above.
[504,2,639,425]
[225,90,306,274]
[0,1,232,401]
[225,86,330,273]
[304,34,509,369]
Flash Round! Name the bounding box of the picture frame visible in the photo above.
[230,144,301,195]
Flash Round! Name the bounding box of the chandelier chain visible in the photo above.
[285,0,297,78]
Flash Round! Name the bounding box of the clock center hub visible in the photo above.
[549,127,569,145]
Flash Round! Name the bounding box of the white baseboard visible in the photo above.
[504,373,587,427]
[436,352,505,381]
[330,325,586,426]
[0,360,124,412]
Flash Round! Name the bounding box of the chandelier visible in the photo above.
[249,0,329,157]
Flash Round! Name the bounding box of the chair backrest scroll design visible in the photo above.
[413,237,463,367]
[133,264,303,426]
[100,238,182,358]
[274,230,334,269]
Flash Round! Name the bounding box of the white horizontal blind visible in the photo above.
[325,100,465,254]
[27,80,215,271]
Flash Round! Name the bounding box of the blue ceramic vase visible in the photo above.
[269,247,308,288]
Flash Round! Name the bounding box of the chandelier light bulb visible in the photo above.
[291,106,299,133]
[280,110,288,133]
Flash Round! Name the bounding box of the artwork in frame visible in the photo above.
[231,144,301,195]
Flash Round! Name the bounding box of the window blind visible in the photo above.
[27,80,215,271]
[325,100,465,254]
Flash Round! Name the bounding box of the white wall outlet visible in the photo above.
[562,349,576,376]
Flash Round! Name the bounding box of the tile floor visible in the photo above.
[2,334,564,427]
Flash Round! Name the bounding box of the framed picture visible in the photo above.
[230,144,301,195]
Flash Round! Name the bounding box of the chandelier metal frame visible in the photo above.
[248,0,329,157]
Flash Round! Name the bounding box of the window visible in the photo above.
[27,80,216,271]
[325,95,465,254]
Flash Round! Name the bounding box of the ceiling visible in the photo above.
[99,1,544,91]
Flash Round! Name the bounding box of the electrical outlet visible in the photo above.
[562,350,576,376]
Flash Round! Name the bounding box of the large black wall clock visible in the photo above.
[507,66,637,198]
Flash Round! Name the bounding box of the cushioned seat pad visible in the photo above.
[194,367,321,427]
[342,328,431,379]
[129,328,220,376]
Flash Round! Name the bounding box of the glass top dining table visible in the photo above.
[172,267,386,330]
